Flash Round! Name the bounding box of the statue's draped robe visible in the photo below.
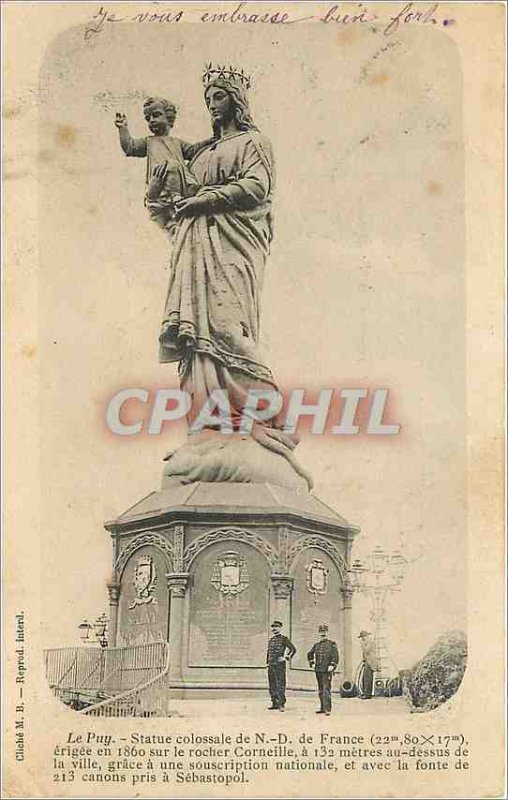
[159,130,277,425]
[122,133,205,230]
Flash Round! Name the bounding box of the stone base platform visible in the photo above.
[105,480,360,693]
[163,693,407,718]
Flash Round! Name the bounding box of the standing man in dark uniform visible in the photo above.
[307,624,339,715]
[266,620,296,711]
[358,630,379,699]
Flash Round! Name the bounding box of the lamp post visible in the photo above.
[347,546,408,682]
[78,612,109,693]
[78,613,108,649]
[93,613,109,649]
[78,620,93,644]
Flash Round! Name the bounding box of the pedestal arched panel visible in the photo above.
[290,546,344,672]
[117,544,171,646]
[188,540,270,668]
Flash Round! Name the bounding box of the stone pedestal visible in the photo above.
[166,573,190,683]
[106,580,121,648]
[165,573,190,697]
[105,481,359,695]
[270,575,294,631]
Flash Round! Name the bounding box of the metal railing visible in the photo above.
[101,642,168,695]
[45,646,105,691]
[45,641,169,709]
[79,643,170,717]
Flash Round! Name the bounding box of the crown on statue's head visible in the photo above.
[202,63,252,90]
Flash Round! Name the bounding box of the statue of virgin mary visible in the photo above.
[159,65,311,490]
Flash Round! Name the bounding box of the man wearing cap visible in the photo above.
[307,624,340,715]
[266,620,296,711]
[358,630,379,699]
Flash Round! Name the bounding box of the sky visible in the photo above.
[34,18,466,669]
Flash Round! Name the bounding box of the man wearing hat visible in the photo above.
[358,630,380,699]
[307,624,340,715]
[266,620,296,711]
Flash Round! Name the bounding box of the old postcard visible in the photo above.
[2,1,505,797]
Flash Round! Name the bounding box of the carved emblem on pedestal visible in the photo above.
[271,575,294,599]
[306,559,329,598]
[129,554,158,609]
[211,551,249,597]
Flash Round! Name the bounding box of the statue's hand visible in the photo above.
[147,162,169,200]
[174,195,212,221]
[115,112,127,128]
